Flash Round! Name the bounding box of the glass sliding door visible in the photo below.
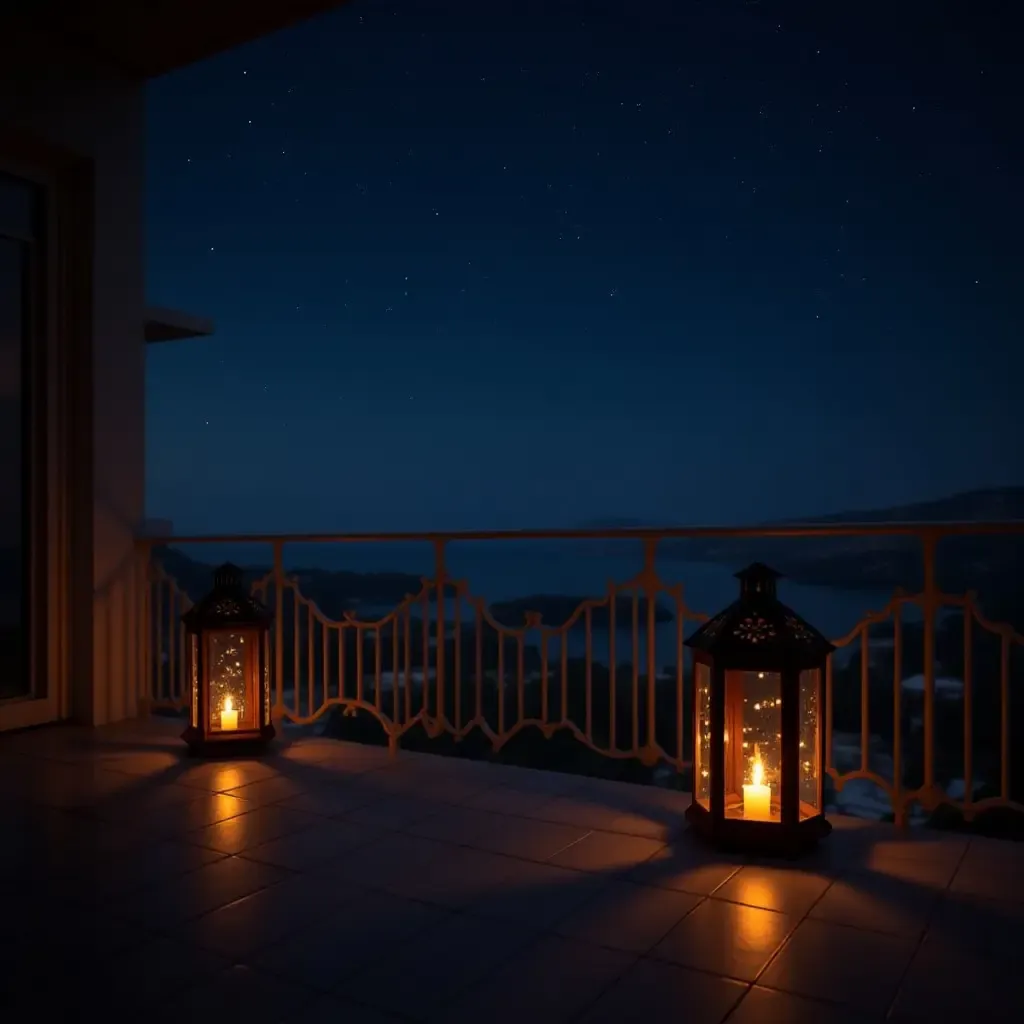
[0,171,47,718]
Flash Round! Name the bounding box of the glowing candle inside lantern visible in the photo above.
[221,696,239,731]
[742,747,772,821]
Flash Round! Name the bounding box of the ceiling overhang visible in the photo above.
[5,0,353,79]
[145,306,215,343]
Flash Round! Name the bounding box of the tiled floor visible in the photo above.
[2,719,1023,1023]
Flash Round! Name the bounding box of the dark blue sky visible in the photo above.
[144,0,1022,535]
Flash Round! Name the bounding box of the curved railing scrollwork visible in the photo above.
[138,523,1024,828]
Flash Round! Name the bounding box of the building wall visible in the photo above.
[0,26,146,724]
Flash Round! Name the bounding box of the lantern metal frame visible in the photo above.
[181,562,275,756]
[684,563,834,856]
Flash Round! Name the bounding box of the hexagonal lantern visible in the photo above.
[684,562,834,855]
[181,562,275,756]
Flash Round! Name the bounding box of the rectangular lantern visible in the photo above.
[181,563,275,756]
[687,563,832,856]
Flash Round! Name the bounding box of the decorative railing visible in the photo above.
[137,523,1024,828]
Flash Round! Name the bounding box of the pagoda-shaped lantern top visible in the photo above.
[686,562,834,671]
[684,563,835,855]
[181,563,274,756]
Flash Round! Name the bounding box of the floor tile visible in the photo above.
[280,783,378,818]
[155,963,317,1024]
[464,809,590,861]
[186,803,320,855]
[130,792,256,834]
[175,759,282,793]
[242,817,382,871]
[714,865,834,917]
[555,879,702,952]
[758,917,918,1015]
[114,853,291,929]
[625,841,741,895]
[343,793,447,830]
[281,995,406,1023]
[345,911,539,1019]
[652,896,795,981]
[727,986,880,1024]
[435,933,636,1024]
[254,889,451,991]
[888,935,1024,1023]
[547,829,665,874]
[468,858,610,930]
[578,956,747,1024]
[223,773,311,807]
[808,869,940,938]
[179,872,363,959]
[924,893,1024,964]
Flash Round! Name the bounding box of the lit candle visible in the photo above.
[220,696,239,731]
[742,747,772,821]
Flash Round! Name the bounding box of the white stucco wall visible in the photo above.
[0,26,146,724]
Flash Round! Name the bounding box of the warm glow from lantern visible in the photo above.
[221,696,238,731]
[742,745,772,821]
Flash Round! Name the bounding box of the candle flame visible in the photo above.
[224,696,234,713]
[751,743,764,787]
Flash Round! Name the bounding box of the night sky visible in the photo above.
[144,0,1021,536]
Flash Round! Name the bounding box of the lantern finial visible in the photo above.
[734,562,782,600]
[213,562,245,592]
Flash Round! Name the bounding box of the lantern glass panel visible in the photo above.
[725,670,782,822]
[190,635,199,728]
[799,668,822,817]
[207,631,255,732]
[694,662,711,808]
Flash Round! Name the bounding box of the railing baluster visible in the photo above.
[290,584,299,718]
[921,532,938,793]
[391,617,400,728]
[560,633,568,725]
[497,629,505,739]
[307,606,314,719]
[540,634,549,724]
[609,596,617,751]
[675,595,684,766]
[453,584,462,732]
[646,574,658,759]
[420,590,429,721]
[962,598,973,817]
[892,602,904,826]
[631,590,640,754]
[434,540,446,729]
[1001,635,1010,801]
[825,654,834,777]
[321,621,329,715]
[356,623,365,708]
[374,627,382,711]
[404,607,413,723]
[338,625,345,704]
[585,608,593,739]
[273,541,284,719]
[473,604,482,726]
[860,627,870,775]
[517,636,525,724]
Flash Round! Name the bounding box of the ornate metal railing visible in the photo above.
[136,523,1024,828]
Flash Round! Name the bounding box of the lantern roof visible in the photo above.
[684,562,834,668]
[181,562,271,630]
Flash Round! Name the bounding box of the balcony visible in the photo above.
[4,523,1022,1021]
